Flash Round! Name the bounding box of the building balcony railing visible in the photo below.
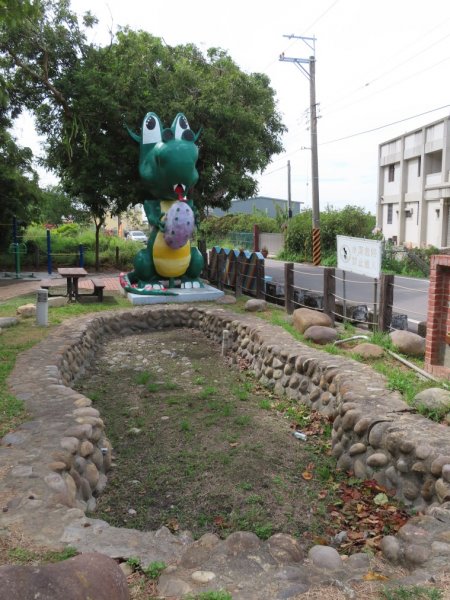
[425,172,442,186]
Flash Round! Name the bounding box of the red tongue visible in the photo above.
[175,185,185,201]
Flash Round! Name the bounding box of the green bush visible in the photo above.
[283,205,376,262]
[20,224,136,270]
[199,210,278,245]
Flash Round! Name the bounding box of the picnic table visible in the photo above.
[57,267,88,302]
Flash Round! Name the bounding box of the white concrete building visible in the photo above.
[376,115,450,248]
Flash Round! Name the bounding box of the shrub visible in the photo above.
[199,210,278,245]
[283,205,376,262]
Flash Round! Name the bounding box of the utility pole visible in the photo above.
[287,160,292,218]
[280,35,321,265]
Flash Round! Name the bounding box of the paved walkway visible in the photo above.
[0,271,122,302]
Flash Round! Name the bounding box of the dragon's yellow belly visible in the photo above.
[153,231,190,277]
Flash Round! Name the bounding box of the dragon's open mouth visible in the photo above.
[173,184,186,201]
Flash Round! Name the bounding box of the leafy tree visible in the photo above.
[0,111,42,249]
[41,29,285,215]
[36,185,91,225]
[1,2,285,268]
[0,0,107,265]
[199,210,279,244]
[284,205,376,262]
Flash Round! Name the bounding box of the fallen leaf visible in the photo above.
[312,536,328,545]
[165,517,179,531]
[229,442,239,447]
[363,571,389,581]
[347,531,364,540]
[302,471,313,480]
[213,515,227,527]
[318,490,328,499]
[373,493,389,506]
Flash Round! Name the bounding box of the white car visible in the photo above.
[126,230,148,243]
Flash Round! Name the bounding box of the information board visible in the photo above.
[337,236,382,279]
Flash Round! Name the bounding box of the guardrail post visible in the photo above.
[284,262,294,314]
[378,273,394,332]
[207,248,216,284]
[198,239,208,277]
[235,255,243,297]
[253,224,260,252]
[323,267,336,323]
[256,258,265,299]
[217,252,225,291]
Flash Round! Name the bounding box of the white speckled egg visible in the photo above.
[164,201,195,249]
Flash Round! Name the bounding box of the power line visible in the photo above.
[261,163,289,177]
[320,17,450,114]
[260,0,340,72]
[367,31,450,88]
[320,103,450,146]
[321,53,450,118]
[301,0,340,35]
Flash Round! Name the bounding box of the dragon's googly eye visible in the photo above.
[142,112,162,145]
[162,128,174,142]
[174,114,192,140]
[181,130,195,142]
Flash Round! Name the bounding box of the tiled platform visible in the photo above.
[124,284,224,305]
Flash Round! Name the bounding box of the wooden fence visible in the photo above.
[206,247,396,332]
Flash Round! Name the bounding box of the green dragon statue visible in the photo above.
[120,112,204,295]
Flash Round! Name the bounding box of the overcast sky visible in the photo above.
[13,0,450,214]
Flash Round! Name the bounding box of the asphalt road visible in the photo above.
[263,258,429,329]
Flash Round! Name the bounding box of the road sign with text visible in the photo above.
[337,236,382,279]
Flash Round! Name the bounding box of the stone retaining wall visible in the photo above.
[3,305,450,548]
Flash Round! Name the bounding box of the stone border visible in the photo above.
[2,305,450,571]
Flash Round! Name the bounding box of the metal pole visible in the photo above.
[46,229,52,275]
[342,270,347,321]
[36,288,48,326]
[12,216,19,278]
[373,278,378,331]
[310,56,321,266]
[287,160,292,218]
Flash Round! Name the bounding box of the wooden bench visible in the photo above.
[90,278,105,302]
[39,280,64,297]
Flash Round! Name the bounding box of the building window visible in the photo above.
[387,203,393,224]
[388,164,395,182]
[417,156,421,177]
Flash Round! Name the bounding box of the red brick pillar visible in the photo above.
[425,254,450,378]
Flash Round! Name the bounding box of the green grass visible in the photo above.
[259,398,272,410]
[8,546,78,564]
[380,585,443,600]
[147,382,160,393]
[135,371,154,385]
[143,560,167,579]
[0,292,129,437]
[125,557,167,579]
[186,591,232,600]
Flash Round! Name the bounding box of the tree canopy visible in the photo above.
[0,110,42,247]
[1,0,286,228]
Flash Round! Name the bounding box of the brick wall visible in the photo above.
[425,254,450,378]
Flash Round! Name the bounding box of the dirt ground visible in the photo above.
[75,328,345,544]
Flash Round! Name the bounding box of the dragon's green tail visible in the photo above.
[124,286,178,296]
